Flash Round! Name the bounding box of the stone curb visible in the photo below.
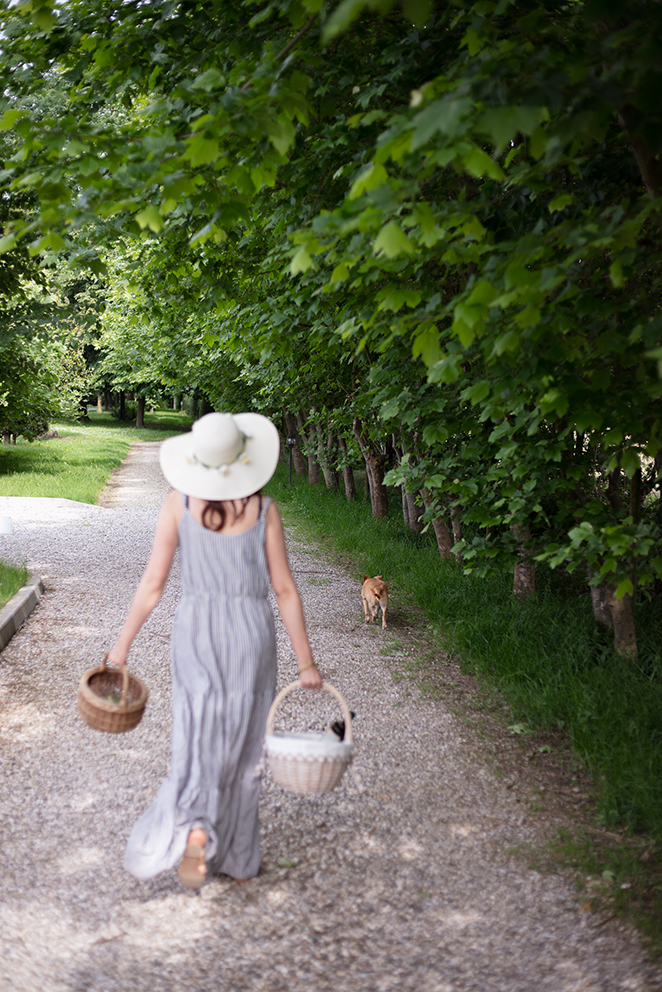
[0,572,45,652]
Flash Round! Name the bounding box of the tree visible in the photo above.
[1,0,661,657]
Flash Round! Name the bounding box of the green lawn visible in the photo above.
[0,561,28,610]
[0,410,192,504]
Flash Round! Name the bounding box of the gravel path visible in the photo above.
[0,443,659,992]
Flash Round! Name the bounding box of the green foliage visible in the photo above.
[0,0,661,631]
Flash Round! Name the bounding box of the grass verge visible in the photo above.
[0,560,28,610]
[267,466,662,952]
[0,410,192,504]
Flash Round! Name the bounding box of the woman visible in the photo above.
[107,411,321,888]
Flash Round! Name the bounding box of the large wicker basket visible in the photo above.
[264,680,353,795]
[77,655,148,734]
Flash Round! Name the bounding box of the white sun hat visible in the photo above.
[159,412,280,500]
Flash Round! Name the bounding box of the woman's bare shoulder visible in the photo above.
[161,488,185,520]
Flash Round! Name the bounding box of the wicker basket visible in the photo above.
[77,655,148,734]
[264,681,353,795]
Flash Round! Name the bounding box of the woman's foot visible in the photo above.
[178,829,207,889]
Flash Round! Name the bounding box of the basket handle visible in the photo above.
[266,680,353,743]
[93,653,130,709]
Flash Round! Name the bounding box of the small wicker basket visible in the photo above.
[264,680,353,795]
[77,654,148,734]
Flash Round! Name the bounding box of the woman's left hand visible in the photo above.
[107,644,129,668]
[299,663,322,689]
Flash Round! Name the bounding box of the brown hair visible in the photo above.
[200,491,261,532]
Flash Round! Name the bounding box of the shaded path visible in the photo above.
[0,444,659,992]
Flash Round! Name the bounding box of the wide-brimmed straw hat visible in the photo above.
[159,412,280,500]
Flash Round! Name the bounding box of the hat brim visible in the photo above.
[159,413,280,500]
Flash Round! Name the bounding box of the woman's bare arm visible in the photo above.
[107,490,181,667]
[265,501,322,689]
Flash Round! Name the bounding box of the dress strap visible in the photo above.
[259,495,271,521]
[182,493,189,508]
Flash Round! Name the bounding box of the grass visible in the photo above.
[0,560,28,610]
[266,465,662,948]
[548,829,662,957]
[0,409,192,504]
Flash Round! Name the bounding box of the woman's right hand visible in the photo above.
[299,663,322,689]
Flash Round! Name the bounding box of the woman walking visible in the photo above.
[107,412,321,888]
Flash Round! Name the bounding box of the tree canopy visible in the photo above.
[1,0,661,655]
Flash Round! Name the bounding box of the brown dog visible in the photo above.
[361,575,388,629]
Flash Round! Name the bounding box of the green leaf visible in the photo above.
[268,117,296,156]
[462,380,490,405]
[549,193,573,213]
[411,97,473,150]
[620,449,640,479]
[615,578,634,598]
[190,69,225,91]
[462,145,504,181]
[0,234,17,253]
[135,206,164,233]
[508,722,530,736]
[373,221,414,258]
[609,259,624,287]
[330,261,349,284]
[477,106,547,153]
[184,136,220,167]
[290,247,313,275]
[322,0,380,41]
[277,857,299,868]
[0,110,22,131]
[376,285,422,311]
[412,325,442,367]
[349,162,388,199]
[402,0,432,28]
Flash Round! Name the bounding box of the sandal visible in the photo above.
[178,843,206,890]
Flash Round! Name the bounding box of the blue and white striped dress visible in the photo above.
[124,495,277,881]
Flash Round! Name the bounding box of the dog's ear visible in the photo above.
[375,574,382,580]
[363,574,369,581]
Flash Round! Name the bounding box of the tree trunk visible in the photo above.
[420,487,454,559]
[401,485,410,525]
[337,436,356,500]
[618,108,662,236]
[96,394,102,413]
[284,412,306,476]
[297,412,321,485]
[606,584,637,658]
[318,425,339,491]
[136,396,146,429]
[119,390,126,421]
[512,523,535,600]
[587,566,612,627]
[3,433,10,445]
[352,418,388,517]
[405,491,424,533]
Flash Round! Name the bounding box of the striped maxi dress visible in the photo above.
[124,495,277,881]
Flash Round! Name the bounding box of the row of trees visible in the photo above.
[0,0,661,657]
